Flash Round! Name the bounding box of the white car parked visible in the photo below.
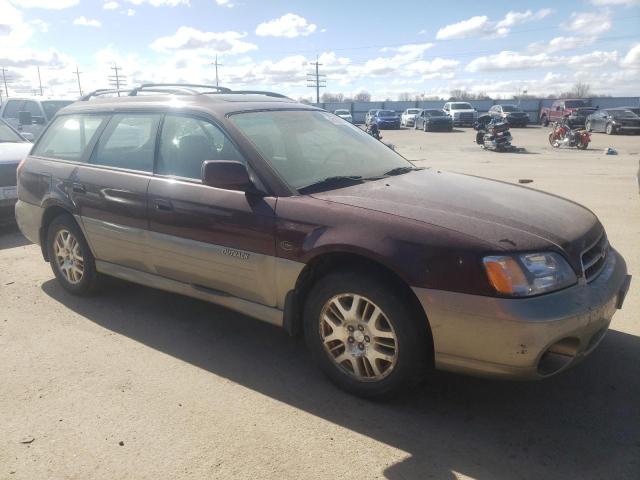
[334,109,353,123]
[443,102,478,127]
[401,108,421,127]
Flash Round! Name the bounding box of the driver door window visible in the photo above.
[157,115,243,180]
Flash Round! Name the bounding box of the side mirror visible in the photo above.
[18,111,32,126]
[201,160,261,194]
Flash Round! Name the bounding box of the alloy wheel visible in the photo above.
[319,293,398,381]
[53,229,84,284]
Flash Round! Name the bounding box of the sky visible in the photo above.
[0,0,639,100]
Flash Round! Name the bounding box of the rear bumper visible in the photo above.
[14,200,43,244]
[412,249,630,380]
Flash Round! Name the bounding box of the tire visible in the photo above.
[423,122,428,132]
[605,123,615,135]
[549,132,559,148]
[577,141,588,150]
[303,271,430,398]
[585,120,592,132]
[541,115,549,127]
[46,214,98,295]
[414,121,419,130]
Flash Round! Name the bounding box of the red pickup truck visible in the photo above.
[539,99,597,128]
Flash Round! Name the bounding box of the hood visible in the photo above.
[0,142,31,164]
[311,169,600,268]
[451,108,476,113]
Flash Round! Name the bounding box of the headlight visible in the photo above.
[483,252,577,297]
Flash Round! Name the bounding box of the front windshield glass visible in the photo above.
[0,121,24,143]
[451,103,473,109]
[501,105,520,112]
[230,110,411,191]
[42,101,74,120]
[407,109,420,114]
[378,110,396,116]
[424,109,445,116]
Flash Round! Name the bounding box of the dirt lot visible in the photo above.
[1,126,638,480]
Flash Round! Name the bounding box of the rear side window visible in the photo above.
[157,115,243,179]
[90,114,161,172]
[33,114,107,160]
[23,101,43,117]
[2,100,22,119]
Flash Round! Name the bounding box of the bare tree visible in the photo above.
[571,81,592,98]
[397,92,412,101]
[353,91,371,102]
[297,97,312,105]
[321,92,344,102]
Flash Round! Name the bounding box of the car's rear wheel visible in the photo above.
[423,122,428,132]
[304,271,429,398]
[585,120,592,132]
[46,214,98,295]
[606,123,615,135]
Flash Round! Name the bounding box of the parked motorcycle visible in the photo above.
[365,123,382,140]
[548,118,590,149]
[473,114,514,152]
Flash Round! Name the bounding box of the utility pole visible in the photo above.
[37,66,43,96]
[307,56,326,104]
[211,55,222,87]
[108,64,126,96]
[74,65,83,96]
[1,67,9,98]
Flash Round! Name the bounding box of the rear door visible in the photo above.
[20,100,46,139]
[73,113,161,271]
[146,113,279,306]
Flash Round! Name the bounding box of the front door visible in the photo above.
[146,113,279,306]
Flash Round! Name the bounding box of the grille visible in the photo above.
[581,233,609,282]
[459,112,474,122]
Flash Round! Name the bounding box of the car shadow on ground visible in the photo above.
[0,222,31,250]
[41,278,640,480]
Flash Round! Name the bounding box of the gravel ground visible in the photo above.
[1,126,638,480]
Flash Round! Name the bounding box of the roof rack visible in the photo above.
[129,83,232,95]
[225,90,290,99]
[80,88,134,101]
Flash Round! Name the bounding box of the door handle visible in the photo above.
[72,182,86,194]
[154,199,173,211]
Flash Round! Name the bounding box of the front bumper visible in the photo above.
[412,249,630,380]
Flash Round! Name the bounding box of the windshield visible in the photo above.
[334,110,350,115]
[230,110,411,191]
[609,110,638,119]
[378,110,396,116]
[424,109,446,116]
[42,100,74,120]
[0,121,24,143]
[565,100,587,108]
[501,105,520,112]
[406,109,420,114]
[451,103,473,110]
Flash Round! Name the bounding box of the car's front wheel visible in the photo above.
[606,123,615,135]
[304,271,429,398]
[46,214,98,295]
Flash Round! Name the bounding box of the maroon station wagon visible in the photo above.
[15,84,632,397]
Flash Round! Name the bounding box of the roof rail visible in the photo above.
[80,88,133,101]
[129,83,231,96]
[225,90,290,99]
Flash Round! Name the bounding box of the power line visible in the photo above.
[108,64,126,96]
[307,56,326,103]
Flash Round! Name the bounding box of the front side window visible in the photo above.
[158,115,243,180]
[2,100,22,119]
[90,114,160,172]
[230,110,411,191]
[33,114,107,160]
[451,103,473,109]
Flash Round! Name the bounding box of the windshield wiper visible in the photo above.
[298,175,363,194]
[383,166,423,176]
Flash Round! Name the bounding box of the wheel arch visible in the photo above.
[283,251,434,362]
[39,203,77,261]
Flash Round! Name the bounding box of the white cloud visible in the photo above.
[1,0,33,46]
[528,36,597,54]
[103,1,119,9]
[466,49,619,72]
[216,0,234,7]
[73,17,102,28]
[30,18,48,32]
[151,27,257,55]
[622,43,640,66]
[123,0,189,6]
[564,12,612,34]
[126,8,135,15]
[436,9,551,39]
[9,0,79,8]
[0,46,71,68]
[255,13,317,38]
[591,0,640,5]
